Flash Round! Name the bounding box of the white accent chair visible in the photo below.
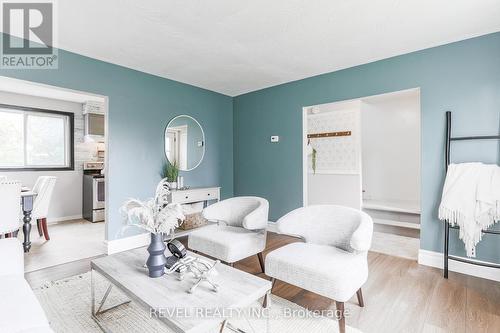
[32,176,57,241]
[265,205,373,333]
[188,197,269,271]
[0,180,22,237]
[0,239,54,332]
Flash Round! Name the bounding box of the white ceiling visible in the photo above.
[11,1,500,96]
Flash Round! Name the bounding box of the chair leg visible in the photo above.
[257,252,265,273]
[37,219,43,236]
[356,288,364,307]
[41,218,50,241]
[336,301,346,333]
[262,278,276,308]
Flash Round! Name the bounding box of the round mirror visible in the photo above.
[164,115,205,171]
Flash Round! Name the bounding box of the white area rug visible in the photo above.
[34,273,362,333]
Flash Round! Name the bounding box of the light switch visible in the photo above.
[270,136,279,143]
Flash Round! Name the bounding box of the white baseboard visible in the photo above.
[106,232,150,255]
[47,215,83,224]
[418,249,500,282]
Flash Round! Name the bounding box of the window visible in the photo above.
[0,104,74,170]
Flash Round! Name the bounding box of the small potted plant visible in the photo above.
[161,160,179,189]
[120,178,185,278]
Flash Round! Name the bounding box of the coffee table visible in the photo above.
[90,247,272,333]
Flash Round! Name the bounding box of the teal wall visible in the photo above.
[233,32,500,262]
[2,32,499,261]
[0,34,234,240]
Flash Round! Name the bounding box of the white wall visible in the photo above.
[308,174,361,208]
[306,100,362,209]
[361,89,421,209]
[0,91,101,222]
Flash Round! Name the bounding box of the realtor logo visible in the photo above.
[1,1,57,68]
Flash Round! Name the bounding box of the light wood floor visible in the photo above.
[20,219,106,273]
[26,232,500,333]
[370,231,419,260]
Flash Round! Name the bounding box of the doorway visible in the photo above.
[166,125,188,170]
[0,76,109,272]
[302,88,421,259]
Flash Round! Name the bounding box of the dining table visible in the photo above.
[21,186,36,253]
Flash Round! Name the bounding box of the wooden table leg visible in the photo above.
[22,195,34,253]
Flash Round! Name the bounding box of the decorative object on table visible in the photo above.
[161,160,179,189]
[178,202,207,231]
[157,239,187,273]
[146,233,167,278]
[120,178,185,278]
[166,256,220,294]
[164,240,220,294]
[166,239,187,258]
[177,176,184,189]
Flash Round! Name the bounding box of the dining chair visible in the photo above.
[32,176,57,241]
[265,205,373,333]
[188,197,269,271]
[0,181,22,238]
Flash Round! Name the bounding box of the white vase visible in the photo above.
[168,181,177,189]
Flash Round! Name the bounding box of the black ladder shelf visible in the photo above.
[444,111,500,278]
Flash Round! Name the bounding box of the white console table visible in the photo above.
[167,186,220,206]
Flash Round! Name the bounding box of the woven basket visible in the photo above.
[179,212,207,230]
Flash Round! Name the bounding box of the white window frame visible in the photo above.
[0,104,74,170]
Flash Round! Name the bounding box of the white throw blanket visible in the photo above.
[438,162,500,257]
